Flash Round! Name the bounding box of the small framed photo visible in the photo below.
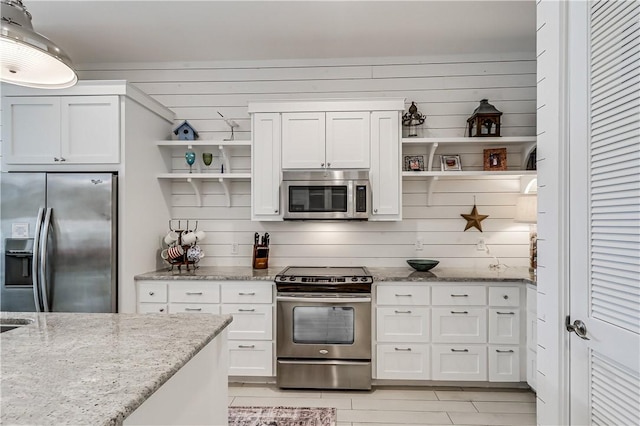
[404,155,425,171]
[440,155,462,171]
[483,148,507,171]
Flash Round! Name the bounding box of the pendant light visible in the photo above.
[1,0,77,88]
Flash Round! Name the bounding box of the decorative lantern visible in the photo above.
[402,101,426,137]
[466,99,502,137]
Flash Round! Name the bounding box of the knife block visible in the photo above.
[252,244,269,269]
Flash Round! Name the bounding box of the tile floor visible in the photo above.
[228,383,536,425]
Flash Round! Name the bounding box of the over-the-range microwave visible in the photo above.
[281,170,370,220]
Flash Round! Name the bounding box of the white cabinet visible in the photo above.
[374,282,527,384]
[526,284,537,390]
[251,113,282,220]
[375,283,430,379]
[221,281,274,377]
[432,344,487,381]
[135,279,275,378]
[2,96,120,165]
[370,111,401,220]
[281,111,370,170]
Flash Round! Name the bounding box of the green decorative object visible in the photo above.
[406,259,439,271]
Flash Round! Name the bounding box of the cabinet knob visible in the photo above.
[327,162,331,168]
[274,209,279,213]
[60,157,66,162]
[374,209,378,213]
[54,157,60,162]
[321,163,325,167]
[148,291,154,296]
[159,308,165,312]
[503,295,509,299]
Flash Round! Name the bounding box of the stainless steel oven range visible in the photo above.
[275,266,373,390]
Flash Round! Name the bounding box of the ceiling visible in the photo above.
[25,1,536,66]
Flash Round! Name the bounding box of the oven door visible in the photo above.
[276,294,371,360]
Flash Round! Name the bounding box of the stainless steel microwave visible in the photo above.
[282,170,370,220]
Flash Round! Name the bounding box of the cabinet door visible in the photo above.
[376,343,430,380]
[138,282,168,303]
[369,111,401,220]
[376,307,430,343]
[2,97,61,164]
[489,308,521,344]
[432,307,487,343]
[61,96,120,163]
[281,112,325,169]
[432,344,487,381]
[252,113,282,219]
[221,304,273,340]
[138,303,167,314]
[326,111,370,169]
[228,340,273,376]
[488,346,521,382]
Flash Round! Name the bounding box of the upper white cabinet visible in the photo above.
[249,98,405,222]
[2,96,120,165]
[251,113,282,220]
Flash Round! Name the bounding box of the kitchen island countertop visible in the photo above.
[135,266,535,285]
[0,312,232,426]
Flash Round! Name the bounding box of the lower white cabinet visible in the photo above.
[375,282,528,384]
[136,279,275,378]
[376,344,430,380]
[432,344,487,381]
[526,284,537,390]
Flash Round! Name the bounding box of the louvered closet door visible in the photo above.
[568,1,640,425]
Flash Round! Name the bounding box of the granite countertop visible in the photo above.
[0,312,232,426]
[135,266,535,285]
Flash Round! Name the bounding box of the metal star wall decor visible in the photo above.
[461,204,489,232]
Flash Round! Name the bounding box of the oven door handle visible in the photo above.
[276,296,371,303]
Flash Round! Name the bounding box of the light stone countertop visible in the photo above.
[0,312,232,426]
[134,266,535,285]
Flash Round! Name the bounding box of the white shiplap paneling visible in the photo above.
[78,54,536,268]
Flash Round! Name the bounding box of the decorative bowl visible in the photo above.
[406,259,439,271]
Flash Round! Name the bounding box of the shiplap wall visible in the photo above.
[79,53,536,268]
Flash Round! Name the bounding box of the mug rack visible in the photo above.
[165,219,199,271]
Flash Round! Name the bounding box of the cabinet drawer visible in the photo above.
[376,307,430,343]
[138,282,167,303]
[432,307,487,343]
[489,286,520,307]
[221,282,272,304]
[376,284,429,306]
[432,344,487,381]
[169,282,220,303]
[376,343,430,380]
[228,341,273,377]
[488,345,521,382]
[489,309,521,344]
[168,303,220,314]
[138,303,167,314]
[221,304,273,340]
[431,286,486,305]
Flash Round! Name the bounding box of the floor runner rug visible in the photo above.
[228,406,337,426]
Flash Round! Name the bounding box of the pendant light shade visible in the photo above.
[1,0,77,88]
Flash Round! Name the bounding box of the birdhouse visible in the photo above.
[173,120,199,141]
[466,99,502,137]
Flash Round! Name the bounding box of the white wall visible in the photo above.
[79,53,536,269]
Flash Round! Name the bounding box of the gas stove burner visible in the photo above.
[275,266,373,293]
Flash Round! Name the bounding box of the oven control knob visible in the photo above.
[351,277,358,282]
[319,350,329,355]
[279,277,286,281]
[361,277,368,282]
[289,277,296,281]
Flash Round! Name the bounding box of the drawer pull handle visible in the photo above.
[238,345,255,349]
[395,294,412,297]
[239,292,256,296]
[451,294,468,297]
[496,349,515,353]
[394,310,412,314]
[451,349,469,352]
[497,311,515,315]
[186,292,203,295]
[185,308,202,311]
[450,311,469,314]
[148,291,155,296]
[238,309,255,312]
[394,347,412,351]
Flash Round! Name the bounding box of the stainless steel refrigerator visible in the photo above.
[1,173,117,312]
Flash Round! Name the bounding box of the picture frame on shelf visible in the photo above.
[483,148,507,171]
[440,155,462,171]
[404,155,425,171]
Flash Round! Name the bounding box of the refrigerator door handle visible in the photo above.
[39,208,53,312]
[31,207,45,312]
